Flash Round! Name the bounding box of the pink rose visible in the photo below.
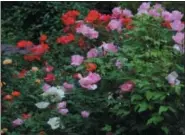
[112,7,122,18]
[119,80,135,93]
[57,101,67,109]
[81,111,90,118]
[42,83,51,92]
[87,48,98,58]
[162,11,173,22]
[172,32,184,45]
[101,42,118,53]
[44,73,55,82]
[122,9,133,17]
[148,9,160,17]
[107,19,122,32]
[79,72,101,90]
[59,108,68,115]
[172,10,183,21]
[71,55,84,66]
[44,65,54,72]
[12,118,24,127]
[171,20,185,31]
[63,82,73,90]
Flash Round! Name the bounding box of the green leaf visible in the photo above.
[161,126,169,134]
[137,102,148,112]
[145,91,153,101]
[101,124,112,132]
[159,106,169,115]
[131,94,143,102]
[147,115,164,125]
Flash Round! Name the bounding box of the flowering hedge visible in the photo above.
[1,2,185,135]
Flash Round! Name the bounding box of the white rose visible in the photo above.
[47,117,60,130]
[35,101,50,109]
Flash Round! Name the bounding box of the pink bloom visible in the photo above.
[87,48,98,58]
[119,80,135,93]
[79,72,101,90]
[44,65,54,72]
[161,11,173,21]
[122,9,133,17]
[107,19,122,32]
[139,2,150,10]
[63,82,73,90]
[12,118,24,127]
[57,101,67,109]
[115,60,122,69]
[76,24,99,39]
[81,111,90,118]
[44,73,55,82]
[42,83,51,92]
[172,32,184,44]
[148,9,160,17]
[153,3,163,11]
[112,7,122,18]
[172,10,183,21]
[71,55,84,66]
[171,20,185,31]
[101,42,118,53]
[59,108,68,115]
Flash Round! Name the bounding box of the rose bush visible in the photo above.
[1,2,185,135]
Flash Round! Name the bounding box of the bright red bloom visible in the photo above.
[99,14,111,23]
[85,10,101,23]
[126,25,134,30]
[61,10,80,26]
[22,113,31,119]
[3,94,13,100]
[18,69,27,78]
[86,63,97,72]
[40,34,47,42]
[17,40,33,48]
[121,17,132,25]
[162,21,171,29]
[24,55,41,61]
[31,44,49,55]
[57,33,75,45]
[78,37,86,48]
[11,91,21,97]
[44,73,56,82]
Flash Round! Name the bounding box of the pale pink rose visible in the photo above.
[108,19,122,32]
[71,55,84,66]
[12,118,24,127]
[112,7,122,18]
[172,32,184,44]
[42,83,51,92]
[122,9,133,17]
[119,81,135,93]
[148,9,160,17]
[59,108,68,115]
[81,111,90,118]
[171,20,185,31]
[87,48,98,58]
[161,11,173,22]
[172,10,183,21]
[44,65,54,72]
[63,82,73,90]
[79,72,101,90]
[137,2,150,15]
[57,101,67,109]
[101,42,118,53]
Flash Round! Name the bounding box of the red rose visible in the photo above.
[44,73,55,82]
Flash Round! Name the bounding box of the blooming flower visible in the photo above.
[76,24,99,39]
[35,101,50,109]
[122,9,133,17]
[12,118,24,127]
[3,94,13,100]
[3,59,12,65]
[171,20,185,31]
[40,34,47,43]
[161,11,173,22]
[71,55,84,66]
[42,86,65,102]
[57,33,75,45]
[79,72,101,90]
[63,82,73,90]
[11,91,21,97]
[100,14,111,23]
[47,117,60,130]
[81,111,90,118]
[148,9,160,17]
[172,32,184,45]
[86,63,97,72]
[101,42,118,53]
[17,40,33,48]
[61,10,80,26]
[57,101,67,109]
[112,7,122,18]
[119,80,135,93]
[173,44,184,54]
[137,2,150,15]
[31,66,39,72]
[42,83,51,92]
[107,19,122,32]
[87,48,99,58]
[115,60,122,69]
[22,113,31,119]
[44,73,55,82]
[172,10,183,21]
[165,71,180,85]
[44,65,54,73]
[85,10,100,23]
[59,108,69,115]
